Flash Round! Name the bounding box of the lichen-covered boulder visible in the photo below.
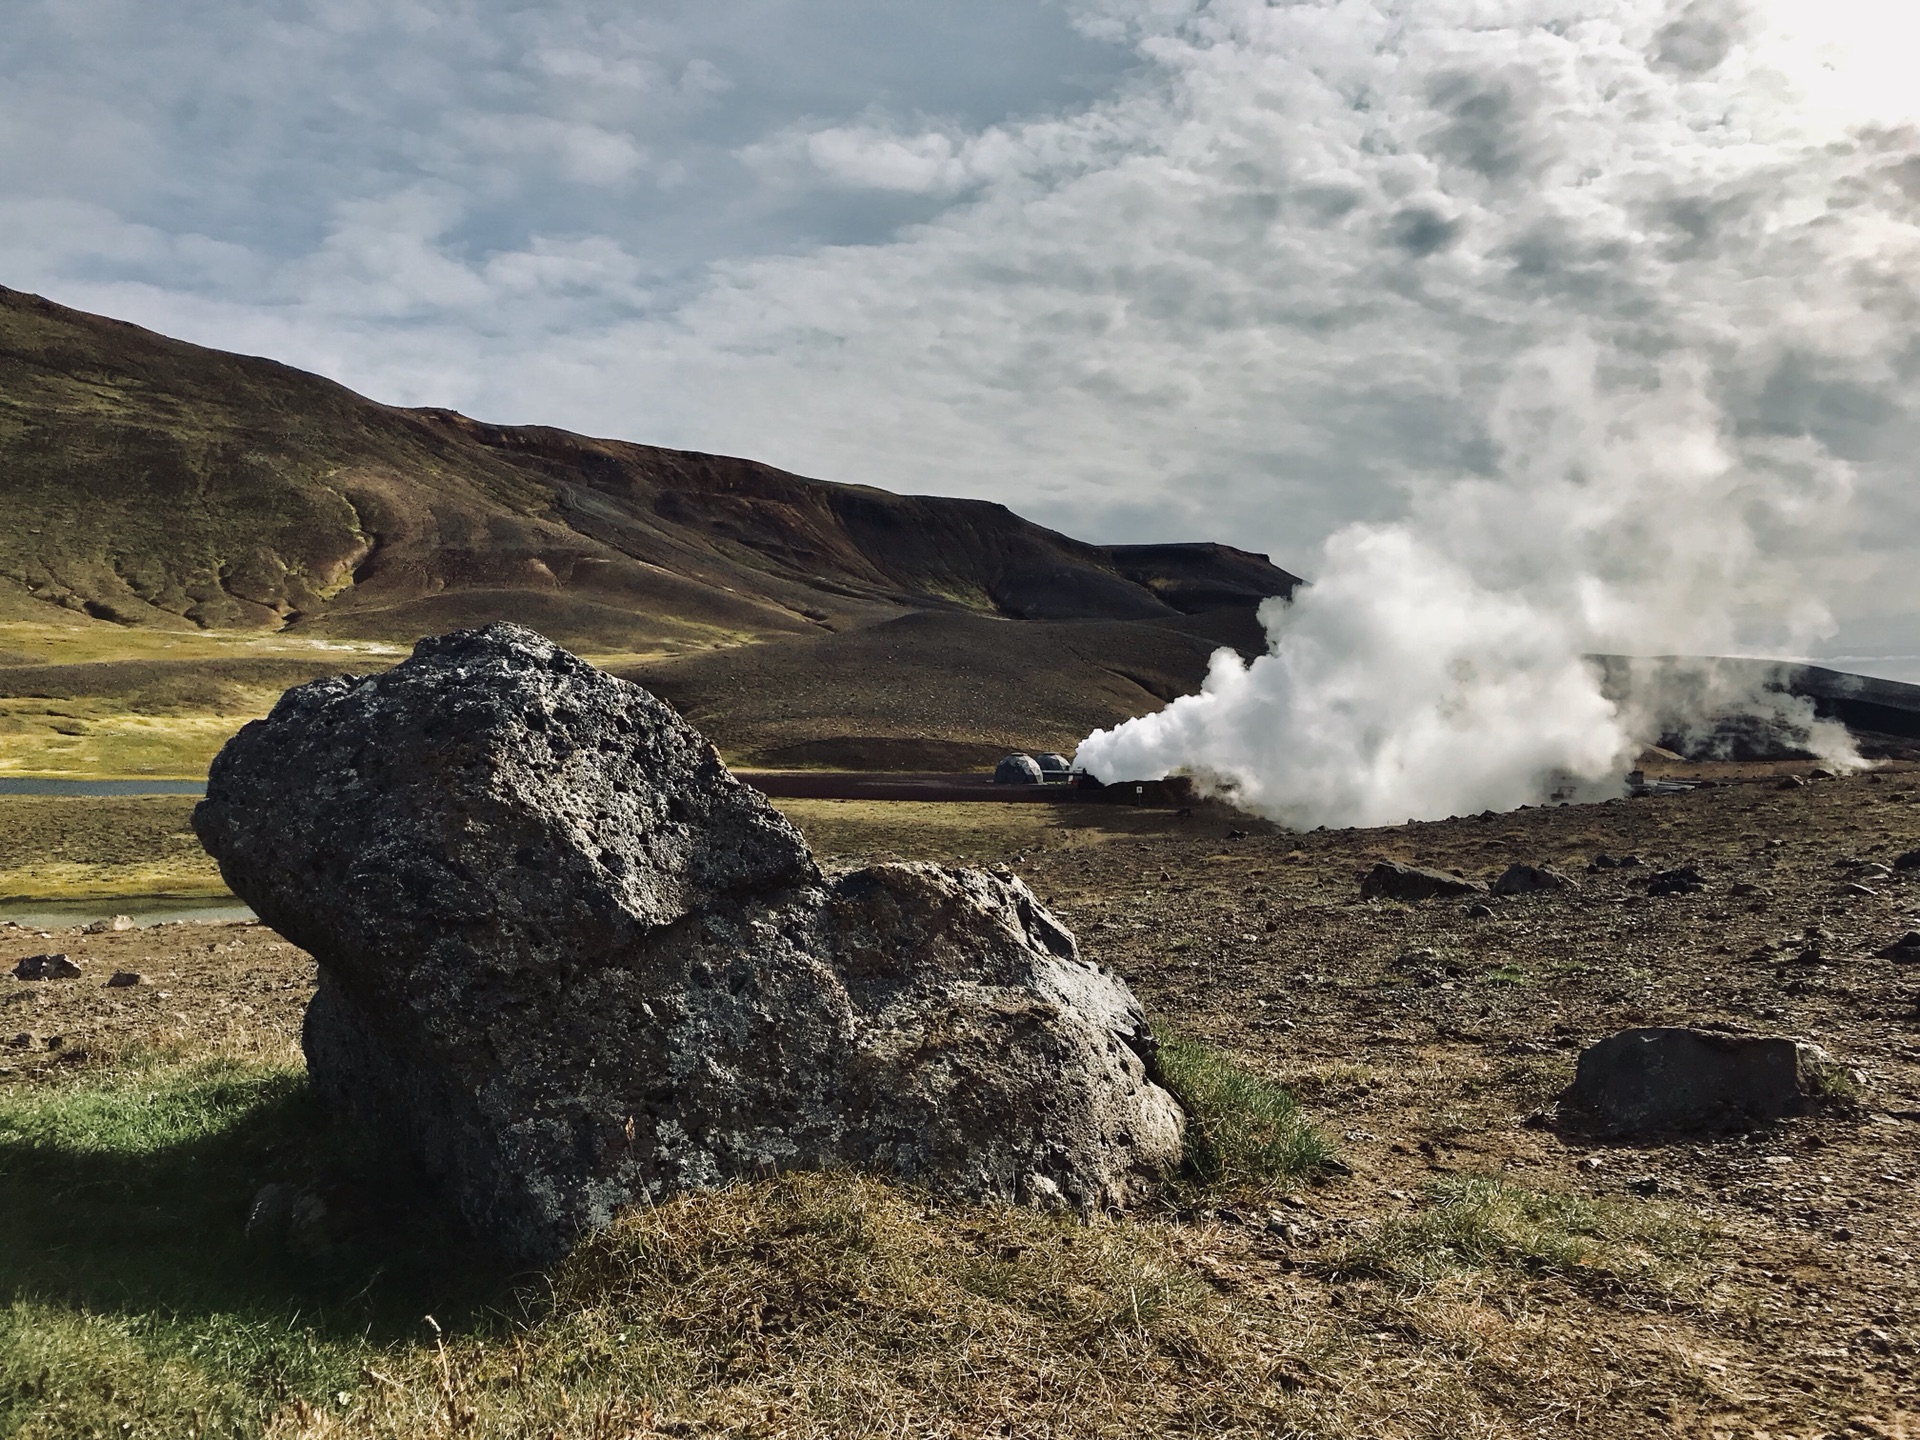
[196,624,1182,1259]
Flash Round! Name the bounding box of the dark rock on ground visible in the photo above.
[105,971,146,988]
[1647,866,1708,896]
[1492,863,1579,896]
[1567,1027,1839,1134]
[1359,861,1487,902]
[12,953,80,981]
[1893,849,1920,871]
[196,623,1183,1261]
[1875,931,1920,961]
[1590,853,1641,870]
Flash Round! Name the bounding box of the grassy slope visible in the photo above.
[0,285,1298,777]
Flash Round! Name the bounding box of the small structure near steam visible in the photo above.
[993,752,1045,785]
[194,625,1183,1260]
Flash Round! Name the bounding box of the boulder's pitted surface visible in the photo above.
[196,624,1182,1259]
[1568,1027,1836,1134]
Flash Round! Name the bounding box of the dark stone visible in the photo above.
[1893,850,1920,871]
[105,971,145,988]
[12,953,80,981]
[1491,863,1579,896]
[196,624,1182,1260]
[1359,861,1487,902]
[1646,866,1707,896]
[1590,852,1642,871]
[1568,1027,1838,1134]
[1875,931,1920,961]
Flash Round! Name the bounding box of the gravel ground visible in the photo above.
[5,760,1917,1436]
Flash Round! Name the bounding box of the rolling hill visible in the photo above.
[0,285,1300,772]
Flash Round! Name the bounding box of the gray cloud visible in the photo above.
[5,0,1919,675]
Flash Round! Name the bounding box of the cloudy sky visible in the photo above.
[6,0,1919,673]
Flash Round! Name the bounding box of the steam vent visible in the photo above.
[193,624,1184,1260]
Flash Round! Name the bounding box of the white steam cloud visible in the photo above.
[1077,0,1916,828]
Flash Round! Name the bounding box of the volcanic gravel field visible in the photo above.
[5,761,1918,1437]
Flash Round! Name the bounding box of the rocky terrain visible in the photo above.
[5,756,1917,1435]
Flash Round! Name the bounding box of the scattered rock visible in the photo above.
[993,753,1044,785]
[1809,768,1836,780]
[105,971,146,988]
[1777,776,1807,790]
[1646,867,1707,897]
[1492,863,1579,896]
[195,624,1185,1261]
[1894,850,1920,872]
[244,1181,296,1240]
[1626,1176,1662,1195]
[12,953,81,981]
[82,914,136,935]
[1567,1026,1842,1135]
[1875,932,1920,961]
[1359,861,1487,902]
[1462,902,1494,918]
[5,1032,35,1049]
[1590,852,1643,870]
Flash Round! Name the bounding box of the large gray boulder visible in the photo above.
[195,624,1182,1260]
[1567,1027,1839,1135]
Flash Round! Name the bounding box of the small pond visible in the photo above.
[0,778,207,797]
[0,897,255,931]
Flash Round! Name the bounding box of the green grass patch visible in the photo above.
[0,1062,1305,1437]
[1323,1176,1714,1297]
[1156,1037,1334,1188]
[0,1060,511,1438]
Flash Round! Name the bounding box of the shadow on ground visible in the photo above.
[0,1063,526,1345]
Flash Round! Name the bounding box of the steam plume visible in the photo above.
[1078,335,1867,828]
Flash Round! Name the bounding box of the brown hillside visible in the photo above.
[0,285,1298,654]
[0,285,1298,769]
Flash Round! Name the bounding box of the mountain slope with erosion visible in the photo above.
[0,286,1298,772]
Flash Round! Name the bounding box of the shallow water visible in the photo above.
[0,897,254,930]
[0,778,206,797]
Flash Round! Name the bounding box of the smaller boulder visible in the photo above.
[12,954,81,981]
[1892,850,1920,872]
[1646,866,1706,897]
[1492,864,1579,896]
[1360,861,1486,902]
[1875,931,1920,961]
[106,971,147,988]
[1569,1027,1839,1134]
[993,753,1045,785]
[82,915,136,935]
